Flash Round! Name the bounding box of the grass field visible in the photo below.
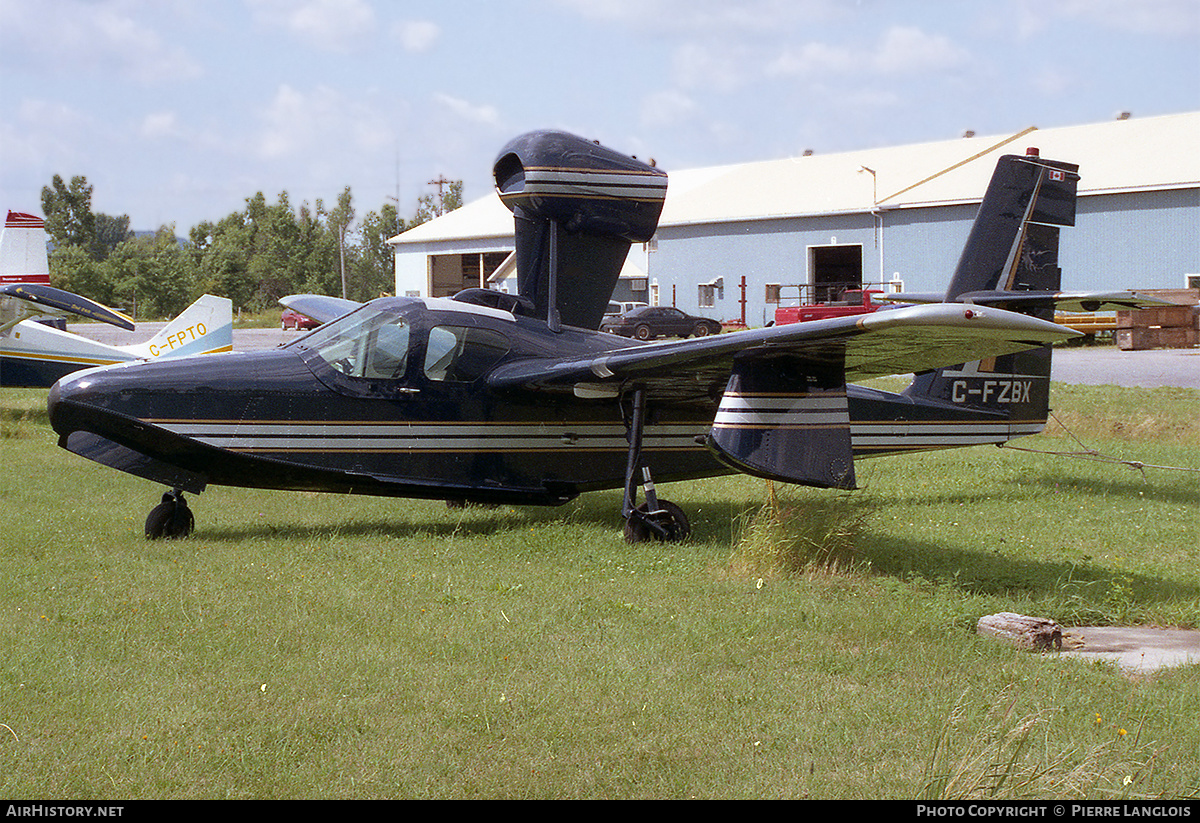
[1,380,1197,799]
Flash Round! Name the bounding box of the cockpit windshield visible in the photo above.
[291,302,511,384]
[297,305,411,380]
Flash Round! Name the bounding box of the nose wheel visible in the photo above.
[145,489,194,539]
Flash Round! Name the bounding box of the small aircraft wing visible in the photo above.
[1048,291,1180,312]
[0,283,135,330]
[488,303,1079,400]
[881,289,1176,312]
[279,294,361,326]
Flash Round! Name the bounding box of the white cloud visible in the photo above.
[639,89,699,130]
[433,93,501,127]
[671,42,751,93]
[8,99,93,164]
[140,111,183,140]
[550,0,847,32]
[767,41,857,78]
[392,20,441,53]
[768,26,968,80]
[0,0,201,84]
[256,84,393,160]
[248,0,376,52]
[874,25,969,74]
[1019,0,1200,37]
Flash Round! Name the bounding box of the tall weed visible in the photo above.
[724,482,873,580]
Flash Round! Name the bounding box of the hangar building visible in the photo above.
[389,111,1199,327]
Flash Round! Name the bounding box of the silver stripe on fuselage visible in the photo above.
[851,421,1045,449]
[145,415,1044,455]
[147,420,702,453]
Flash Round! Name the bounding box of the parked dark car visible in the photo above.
[281,308,321,330]
[599,306,722,340]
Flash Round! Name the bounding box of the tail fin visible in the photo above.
[124,295,233,360]
[945,149,1078,304]
[904,149,1080,436]
[0,211,51,285]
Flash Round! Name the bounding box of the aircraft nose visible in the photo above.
[48,365,117,439]
[47,360,216,494]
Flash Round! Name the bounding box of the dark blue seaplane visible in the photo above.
[46,130,1158,540]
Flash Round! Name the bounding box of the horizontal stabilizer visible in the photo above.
[0,283,135,329]
[882,290,1178,312]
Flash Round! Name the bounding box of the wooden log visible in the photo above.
[977,612,1063,651]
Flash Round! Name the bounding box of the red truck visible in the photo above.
[773,285,886,325]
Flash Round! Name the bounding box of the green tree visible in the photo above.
[354,202,403,301]
[41,174,96,252]
[94,213,133,260]
[106,227,196,318]
[40,174,131,262]
[196,211,255,311]
[47,244,113,306]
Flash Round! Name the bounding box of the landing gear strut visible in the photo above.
[145,489,194,539]
[621,389,690,543]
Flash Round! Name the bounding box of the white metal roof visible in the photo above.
[391,111,1199,245]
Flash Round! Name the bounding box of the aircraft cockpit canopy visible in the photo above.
[294,302,510,386]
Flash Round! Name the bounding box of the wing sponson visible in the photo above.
[708,355,856,489]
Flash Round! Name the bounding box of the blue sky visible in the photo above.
[1,0,1197,233]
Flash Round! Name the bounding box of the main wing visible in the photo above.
[487,302,1079,400]
[1,283,135,331]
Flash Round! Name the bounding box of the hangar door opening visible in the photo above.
[429,252,510,298]
[808,244,863,302]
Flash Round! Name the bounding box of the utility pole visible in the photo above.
[427,175,452,216]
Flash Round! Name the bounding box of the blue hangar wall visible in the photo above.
[642,186,1198,327]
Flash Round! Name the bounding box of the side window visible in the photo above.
[423,326,509,382]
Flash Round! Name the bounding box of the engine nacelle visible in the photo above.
[494,131,667,330]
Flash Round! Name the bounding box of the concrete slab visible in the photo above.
[1055,627,1200,674]
[1051,346,1200,390]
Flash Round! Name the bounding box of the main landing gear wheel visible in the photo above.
[145,489,194,539]
[620,387,690,543]
[623,499,690,543]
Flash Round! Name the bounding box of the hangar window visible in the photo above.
[698,277,724,308]
[424,326,510,382]
[764,284,781,304]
